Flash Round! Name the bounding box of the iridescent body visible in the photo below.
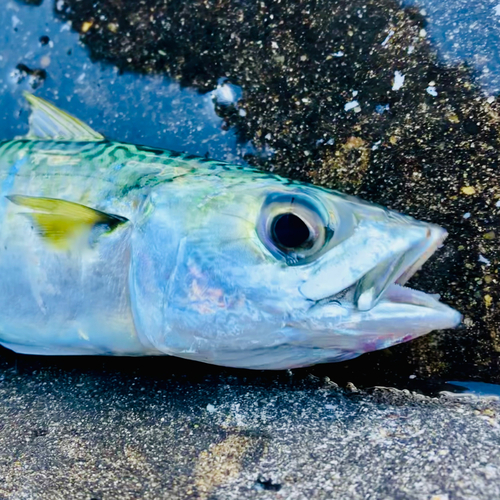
[0,95,461,369]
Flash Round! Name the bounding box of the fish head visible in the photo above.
[130,171,461,369]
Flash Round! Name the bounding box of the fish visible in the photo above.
[0,93,461,369]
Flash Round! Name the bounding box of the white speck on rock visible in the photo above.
[206,404,216,413]
[333,51,344,57]
[372,140,382,150]
[381,30,395,46]
[494,4,500,16]
[352,90,358,97]
[11,15,21,28]
[496,199,500,207]
[60,21,72,32]
[392,71,405,91]
[426,86,438,96]
[214,82,238,106]
[238,108,247,117]
[478,254,491,266]
[408,45,415,54]
[463,212,471,219]
[480,464,499,480]
[325,404,336,410]
[375,104,390,114]
[344,100,359,111]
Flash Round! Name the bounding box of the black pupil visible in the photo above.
[272,213,311,249]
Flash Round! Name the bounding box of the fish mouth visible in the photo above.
[354,224,450,311]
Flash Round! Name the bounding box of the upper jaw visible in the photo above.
[354,224,448,311]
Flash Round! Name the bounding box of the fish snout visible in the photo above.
[354,222,448,311]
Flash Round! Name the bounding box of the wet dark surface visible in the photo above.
[1,1,243,160]
[1,1,500,498]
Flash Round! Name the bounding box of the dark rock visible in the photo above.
[15,63,47,89]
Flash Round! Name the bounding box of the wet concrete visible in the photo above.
[0,354,499,500]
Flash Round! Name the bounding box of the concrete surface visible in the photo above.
[0,357,498,500]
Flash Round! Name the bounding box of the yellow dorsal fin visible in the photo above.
[7,195,128,249]
[23,92,105,142]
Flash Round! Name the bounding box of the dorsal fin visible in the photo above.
[7,195,127,249]
[23,92,105,142]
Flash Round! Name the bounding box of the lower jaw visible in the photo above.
[384,283,444,308]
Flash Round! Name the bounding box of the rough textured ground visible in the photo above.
[0,354,498,500]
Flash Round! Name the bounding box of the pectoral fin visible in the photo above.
[23,92,105,142]
[7,195,128,249]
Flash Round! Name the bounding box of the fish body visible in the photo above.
[0,94,461,369]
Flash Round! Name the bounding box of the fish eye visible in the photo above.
[271,213,311,249]
[257,193,333,265]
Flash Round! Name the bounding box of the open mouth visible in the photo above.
[354,225,449,311]
[303,217,462,338]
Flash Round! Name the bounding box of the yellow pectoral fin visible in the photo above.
[27,213,94,249]
[7,195,128,249]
